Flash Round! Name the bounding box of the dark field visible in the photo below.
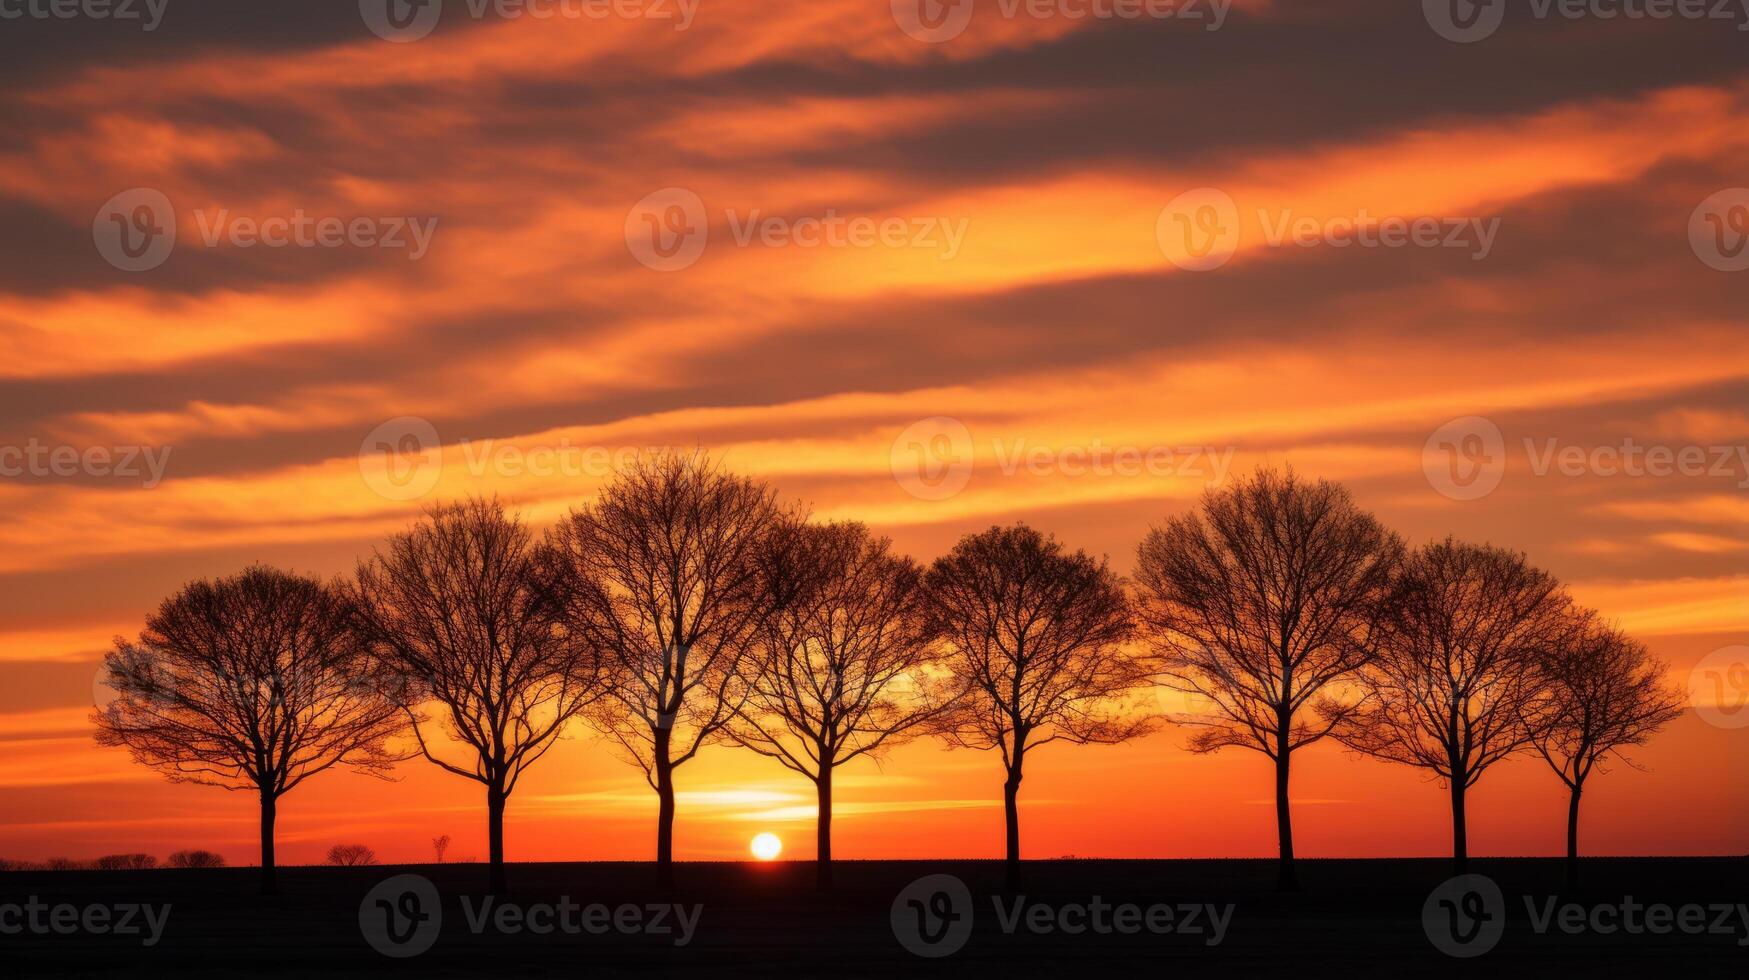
[2,858,1744,978]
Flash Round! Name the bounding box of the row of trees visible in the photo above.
[92,456,1685,894]
[0,850,225,871]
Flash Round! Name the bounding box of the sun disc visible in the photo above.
[750,832,782,861]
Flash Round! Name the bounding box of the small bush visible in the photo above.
[167,849,226,869]
[94,854,158,870]
[326,844,378,867]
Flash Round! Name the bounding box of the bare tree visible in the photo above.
[729,520,950,889]
[927,524,1149,889]
[94,854,158,870]
[1524,611,1685,888]
[354,497,606,893]
[1134,468,1402,889]
[166,849,226,869]
[544,452,781,886]
[1333,538,1573,872]
[94,566,404,894]
[326,843,378,866]
[432,834,451,864]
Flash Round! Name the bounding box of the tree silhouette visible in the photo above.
[1135,468,1402,890]
[167,849,225,869]
[94,566,403,894]
[354,498,606,893]
[729,520,950,889]
[543,452,782,887]
[432,834,451,863]
[326,843,378,866]
[1523,611,1685,888]
[926,524,1149,889]
[94,854,158,870]
[1333,539,1573,872]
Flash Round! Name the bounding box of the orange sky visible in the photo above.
[0,1,1744,866]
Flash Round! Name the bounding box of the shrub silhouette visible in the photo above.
[326,844,378,866]
[94,854,158,870]
[167,849,226,869]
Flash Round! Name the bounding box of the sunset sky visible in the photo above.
[0,1,1744,867]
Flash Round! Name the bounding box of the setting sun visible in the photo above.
[749,833,783,862]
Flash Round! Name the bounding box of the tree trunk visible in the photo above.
[1274,746,1298,891]
[1565,782,1582,891]
[815,769,833,890]
[487,782,507,893]
[1450,777,1468,874]
[654,727,676,889]
[1002,758,1024,891]
[259,791,277,896]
